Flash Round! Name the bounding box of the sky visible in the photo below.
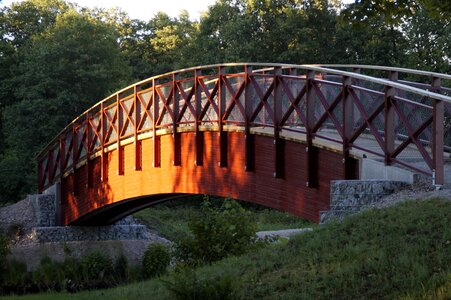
[1,0,355,21]
[1,0,218,20]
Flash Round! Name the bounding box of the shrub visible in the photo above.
[142,243,171,278]
[0,234,9,272]
[32,257,65,291]
[81,251,113,282]
[114,253,128,281]
[164,268,236,300]
[60,258,83,293]
[175,197,258,266]
[2,260,28,287]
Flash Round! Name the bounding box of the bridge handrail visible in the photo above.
[37,63,450,189]
[37,63,451,159]
[313,64,451,81]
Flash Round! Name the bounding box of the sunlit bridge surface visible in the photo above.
[37,63,451,225]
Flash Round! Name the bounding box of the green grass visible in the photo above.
[3,198,450,299]
[133,196,312,242]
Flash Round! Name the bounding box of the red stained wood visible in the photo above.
[61,132,358,225]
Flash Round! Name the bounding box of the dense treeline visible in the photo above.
[0,0,449,202]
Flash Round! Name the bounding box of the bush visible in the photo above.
[60,258,83,293]
[175,197,258,266]
[164,268,236,300]
[0,234,9,272]
[32,257,65,291]
[2,260,28,287]
[81,251,113,282]
[142,243,171,278]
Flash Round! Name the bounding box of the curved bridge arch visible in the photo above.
[37,63,451,225]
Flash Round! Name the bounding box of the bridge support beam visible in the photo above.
[245,66,254,171]
[134,85,142,171]
[432,77,444,185]
[306,70,318,188]
[306,142,318,188]
[117,94,125,175]
[273,67,284,178]
[218,67,228,167]
[172,73,182,166]
[100,102,108,182]
[343,76,354,179]
[194,69,203,166]
[384,71,398,165]
[152,79,161,168]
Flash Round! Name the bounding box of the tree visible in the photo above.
[402,6,451,73]
[0,0,73,153]
[0,9,131,201]
[341,0,450,26]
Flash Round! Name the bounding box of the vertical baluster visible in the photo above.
[273,66,284,178]
[72,123,78,196]
[432,76,444,185]
[134,85,142,171]
[384,71,398,165]
[86,113,93,187]
[100,102,108,182]
[172,73,181,166]
[194,69,203,166]
[342,76,354,179]
[306,70,318,188]
[117,94,124,175]
[244,65,254,171]
[218,66,228,167]
[153,79,161,168]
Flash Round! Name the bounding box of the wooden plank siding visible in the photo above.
[61,131,358,225]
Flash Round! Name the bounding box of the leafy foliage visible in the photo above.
[175,197,258,266]
[81,251,114,282]
[0,234,9,281]
[142,243,171,278]
[32,257,66,291]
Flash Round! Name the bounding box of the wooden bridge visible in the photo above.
[37,63,451,225]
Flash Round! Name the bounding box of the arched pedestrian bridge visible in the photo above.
[37,63,451,225]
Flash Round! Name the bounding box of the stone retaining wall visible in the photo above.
[31,225,152,242]
[320,180,408,223]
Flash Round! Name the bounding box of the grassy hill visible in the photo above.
[3,198,450,300]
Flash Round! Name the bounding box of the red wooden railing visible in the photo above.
[37,63,451,192]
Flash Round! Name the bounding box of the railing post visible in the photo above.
[432,77,444,186]
[152,79,161,168]
[59,135,65,180]
[244,65,254,172]
[117,93,124,175]
[384,71,398,165]
[55,180,62,225]
[288,68,297,126]
[71,123,78,196]
[172,73,181,166]
[38,156,44,193]
[218,66,228,167]
[342,76,354,179]
[134,85,142,171]
[194,69,203,166]
[273,66,284,178]
[72,124,78,173]
[100,102,108,182]
[306,70,318,188]
[86,112,93,187]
